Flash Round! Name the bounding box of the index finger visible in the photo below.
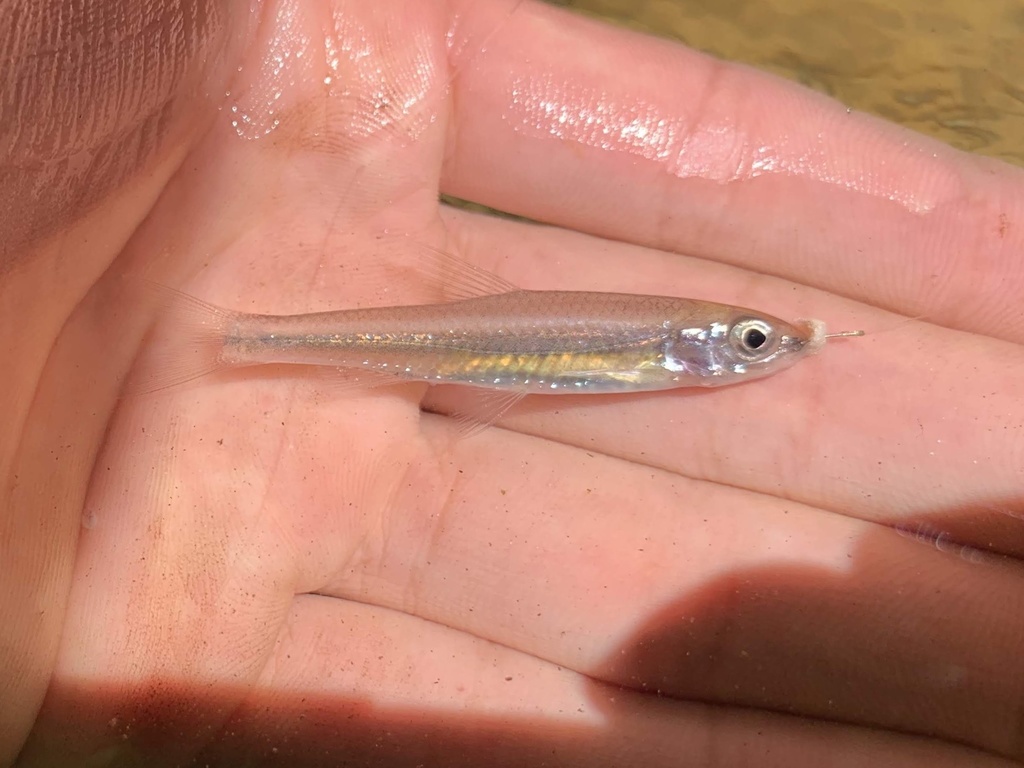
[442,0,1024,342]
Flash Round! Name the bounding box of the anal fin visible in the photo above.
[423,386,528,439]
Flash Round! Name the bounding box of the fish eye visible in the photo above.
[730,318,777,359]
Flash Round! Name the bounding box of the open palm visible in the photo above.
[7,1,1024,766]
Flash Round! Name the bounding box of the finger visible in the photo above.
[436,208,1024,559]
[253,597,1021,768]
[441,0,1024,343]
[28,594,1012,767]
[304,416,1024,761]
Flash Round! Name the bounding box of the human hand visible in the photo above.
[5,1,1023,766]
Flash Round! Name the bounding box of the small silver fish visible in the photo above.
[139,269,860,397]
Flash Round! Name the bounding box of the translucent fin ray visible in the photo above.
[125,282,240,395]
[447,388,528,439]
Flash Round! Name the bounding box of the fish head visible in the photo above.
[662,311,816,386]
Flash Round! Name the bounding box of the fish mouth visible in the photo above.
[781,334,808,351]
[769,333,810,359]
[791,319,829,355]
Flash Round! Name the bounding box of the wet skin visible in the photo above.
[3,0,1024,766]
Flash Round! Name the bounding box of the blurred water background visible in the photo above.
[555,0,1024,164]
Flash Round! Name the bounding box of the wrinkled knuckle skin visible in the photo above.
[0,0,230,268]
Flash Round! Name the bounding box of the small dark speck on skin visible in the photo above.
[500,489,506,495]
[504,676,513,682]
[217,438,223,445]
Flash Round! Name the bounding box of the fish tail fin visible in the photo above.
[125,282,240,395]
